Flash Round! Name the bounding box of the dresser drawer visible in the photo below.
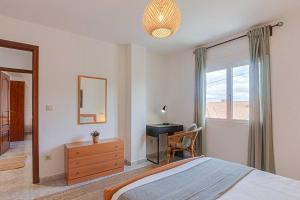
[68,141,123,159]
[69,159,123,179]
[65,138,124,185]
[68,151,123,169]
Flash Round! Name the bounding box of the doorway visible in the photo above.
[0,39,39,184]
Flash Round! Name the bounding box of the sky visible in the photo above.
[206,65,249,102]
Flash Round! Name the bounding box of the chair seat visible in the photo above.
[167,127,202,163]
[169,142,186,150]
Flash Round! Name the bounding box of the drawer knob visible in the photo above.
[76,162,80,165]
[114,154,117,157]
[114,146,118,148]
[114,163,117,166]
[76,152,80,155]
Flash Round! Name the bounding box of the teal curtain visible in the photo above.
[194,48,207,155]
[248,26,275,173]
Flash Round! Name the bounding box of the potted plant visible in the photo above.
[90,131,100,144]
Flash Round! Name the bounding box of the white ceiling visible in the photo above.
[0,0,299,53]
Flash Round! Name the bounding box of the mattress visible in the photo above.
[105,157,300,200]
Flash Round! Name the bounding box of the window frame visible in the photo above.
[206,65,249,123]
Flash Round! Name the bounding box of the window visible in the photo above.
[206,65,249,120]
[232,65,249,120]
[206,69,227,119]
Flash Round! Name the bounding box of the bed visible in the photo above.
[104,157,300,200]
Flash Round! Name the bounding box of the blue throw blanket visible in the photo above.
[118,158,254,200]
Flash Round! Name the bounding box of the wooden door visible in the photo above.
[10,81,25,141]
[0,72,10,155]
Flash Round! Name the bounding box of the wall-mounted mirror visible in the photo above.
[78,75,107,124]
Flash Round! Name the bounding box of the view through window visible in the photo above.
[232,65,249,120]
[206,69,227,119]
[206,65,249,120]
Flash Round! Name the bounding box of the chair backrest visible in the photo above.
[185,127,202,148]
[168,127,203,148]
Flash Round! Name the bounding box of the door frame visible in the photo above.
[0,39,39,184]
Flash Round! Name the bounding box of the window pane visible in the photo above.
[206,69,227,119]
[232,65,249,120]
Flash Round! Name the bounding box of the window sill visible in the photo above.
[206,118,249,125]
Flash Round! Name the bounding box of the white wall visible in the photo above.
[146,52,169,124]
[146,50,195,127]
[0,15,126,178]
[146,7,300,180]
[130,45,147,163]
[119,44,147,164]
[271,9,300,180]
[205,120,248,164]
[117,45,132,162]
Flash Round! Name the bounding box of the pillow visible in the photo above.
[187,123,197,131]
[181,124,197,149]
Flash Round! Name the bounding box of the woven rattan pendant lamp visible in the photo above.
[143,0,181,39]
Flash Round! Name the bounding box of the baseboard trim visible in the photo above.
[40,173,65,184]
[40,159,149,184]
[125,159,147,166]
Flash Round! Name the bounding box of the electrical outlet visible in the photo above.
[45,155,51,160]
[46,105,54,111]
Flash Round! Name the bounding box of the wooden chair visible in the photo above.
[167,127,202,163]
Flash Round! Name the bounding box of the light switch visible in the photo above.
[46,105,54,111]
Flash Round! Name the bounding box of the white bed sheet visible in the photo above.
[219,169,300,200]
[112,157,300,200]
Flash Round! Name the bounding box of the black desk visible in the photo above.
[146,124,183,164]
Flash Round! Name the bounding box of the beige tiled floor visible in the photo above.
[0,135,152,200]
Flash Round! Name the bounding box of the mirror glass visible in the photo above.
[78,76,107,124]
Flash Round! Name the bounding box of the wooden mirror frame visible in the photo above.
[77,75,107,125]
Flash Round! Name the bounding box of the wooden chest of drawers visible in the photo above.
[65,138,124,185]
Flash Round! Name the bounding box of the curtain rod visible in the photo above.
[197,22,284,51]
